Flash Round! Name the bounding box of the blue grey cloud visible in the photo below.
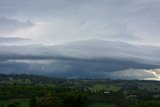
[0,39,160,79]
[1,0,160,79]
[0,17,34,34]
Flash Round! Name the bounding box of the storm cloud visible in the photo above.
[0,39,160,79]
[0,0,160,79]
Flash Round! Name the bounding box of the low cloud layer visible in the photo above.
[0,59,159,79]
[108,69,160,80]
[1,39,160,65]
[1,0,160,79]
[0,39,160,79]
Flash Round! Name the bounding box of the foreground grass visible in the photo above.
[87,103,118,107]
[0,99,29,107]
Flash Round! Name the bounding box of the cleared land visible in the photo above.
[90,84,121,92]
[87,103,118,107]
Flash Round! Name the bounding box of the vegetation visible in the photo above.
[0,73,160,107]
[87,103,117,107]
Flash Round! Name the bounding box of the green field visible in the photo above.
[91,84,121,92]
[0,99,29,107]
[87,103,118,107]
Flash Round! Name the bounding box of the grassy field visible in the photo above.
[0,99,29,107]
[91,84,121,92]
[87,103,118,107]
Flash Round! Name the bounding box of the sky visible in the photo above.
[0,0,160,45]
[0,0,160,80]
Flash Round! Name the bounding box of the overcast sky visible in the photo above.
[1,0,160,79]
[0,0,160,45]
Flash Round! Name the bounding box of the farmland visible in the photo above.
[0,74,160,107]
[87,103,117,107]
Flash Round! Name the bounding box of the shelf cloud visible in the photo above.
[0,0,160,79]
[0,39,160,79]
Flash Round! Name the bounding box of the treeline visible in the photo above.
[1,73,159,85]
[8,91,88,107]
[0,85,54,100]
[0,73,62,84]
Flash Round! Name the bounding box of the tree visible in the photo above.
[37,93,63,107]
[29,96,37,107]
[8,104,16,107]
[60,91,88,107]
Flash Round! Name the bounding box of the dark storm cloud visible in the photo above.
[0,58,159,79]
[1,0,160,79]
[0,39,160,79]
